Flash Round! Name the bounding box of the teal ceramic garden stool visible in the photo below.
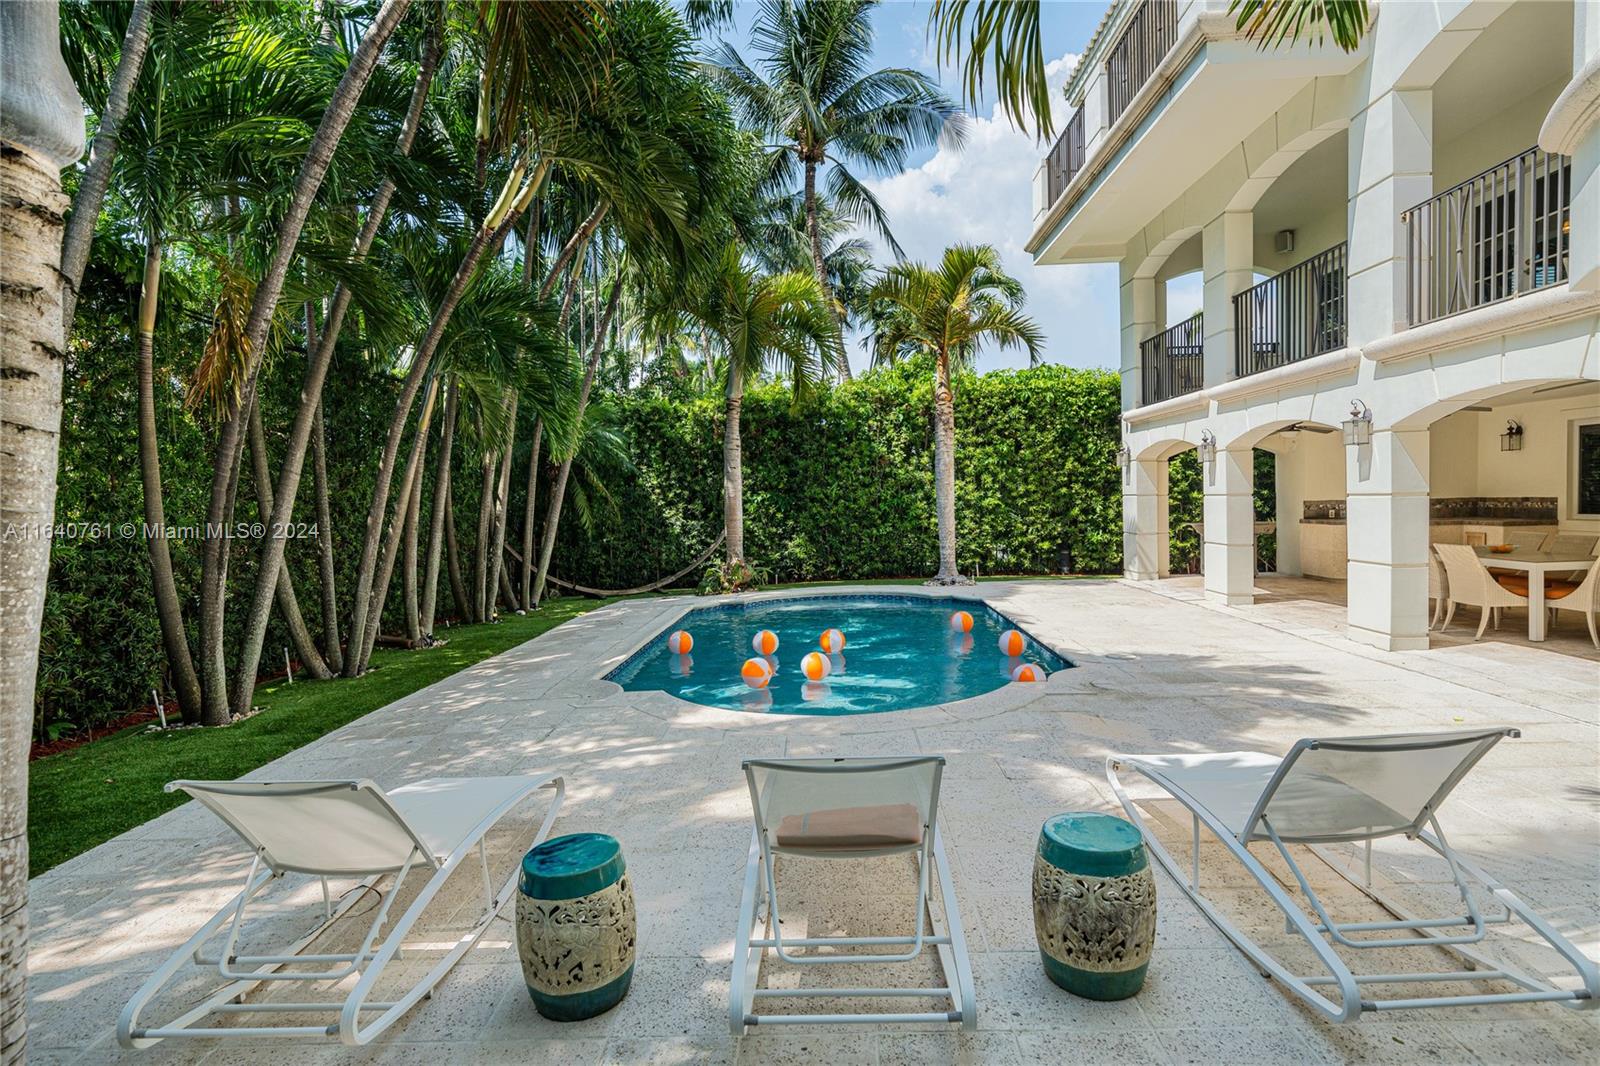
[1032,812,1156,1000]
[517,833,636,1021]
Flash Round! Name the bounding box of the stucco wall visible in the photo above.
[1433,74,1570,192]
[1473,393,1600,530]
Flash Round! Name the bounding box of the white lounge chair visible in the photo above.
[1107,730,1598,1023]
[118,773,565,1047]
[730,756,976,1033]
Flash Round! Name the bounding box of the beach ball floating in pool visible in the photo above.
[997,629,1027,657]
[801,651,832,681]
[949,610,974,633]
[740,657,773,689]
[820,628,846,654]
[667,630,693,655]
[751,629,780,656]
[1010,662,1048,683]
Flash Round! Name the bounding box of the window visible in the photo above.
[1574,419,1600,519]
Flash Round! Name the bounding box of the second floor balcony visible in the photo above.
[1234,242,1348,378]
[1140,312,1204,406]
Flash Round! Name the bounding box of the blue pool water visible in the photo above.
[608,595,1071,716]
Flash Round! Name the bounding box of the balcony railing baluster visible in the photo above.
[1232,242,1348,378]
[1044,108,1086,206]
[1404,145,1571,327]
[1140,312,1204,406]
[1107,0,1180,125]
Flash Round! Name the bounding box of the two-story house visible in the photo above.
[1031,0,1600,651]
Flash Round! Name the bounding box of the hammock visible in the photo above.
[510,529,727,599]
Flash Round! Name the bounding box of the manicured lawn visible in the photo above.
[27,597,611,875]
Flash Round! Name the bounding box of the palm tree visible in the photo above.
[929,0,1368,140]
[687,247,839,567]
[707,0,967,353]
[0,2,82,1053]
[868,244,1043,584]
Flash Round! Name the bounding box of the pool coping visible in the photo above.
[589,585,1082,721]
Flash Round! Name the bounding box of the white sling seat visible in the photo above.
[1108,730,1598,1023]
[729,756,976,1033]
[118,773,565,1048]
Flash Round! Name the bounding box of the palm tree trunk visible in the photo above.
[802,157,849,380]
[487,392,517,612]
[227,24,437,698]
[540,201,608,299]
[0,9,83,1037]
[445,476,469,622]
[473,423,494,623]
[133,239,204,721]
[932,347,960,582]
[60,0,153,336]
[532,280,622,606]
[343,166,540,674]
[306,306,342,673]
[354,377,439,673]
[200,0,410,720]
[402,435,423,645]
[421,380,457,638]
[723,359,746,565]
[520,419,542,606]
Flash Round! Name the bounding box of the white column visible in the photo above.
[1272,440,1304,577]
[1123,458,1169,581]
[1563,124,1599,292]
[1119,266,1158,411]
[1345,429,1431,651]
[1201,211,1252,388]
[1347,89,1432,343]
[1203,448,1256,605]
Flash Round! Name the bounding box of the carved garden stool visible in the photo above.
[1032,811,1155,1000]
[517,832,636,1021]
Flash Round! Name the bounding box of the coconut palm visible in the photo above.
[929,0,1368,140]
[706,0,967,351]
[868,244,1043,584]
[687,247,839,568]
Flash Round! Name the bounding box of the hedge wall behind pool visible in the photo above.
[551,360,1127,588]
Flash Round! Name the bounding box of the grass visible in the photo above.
[27,597,611,876]
[26,572,1105,876]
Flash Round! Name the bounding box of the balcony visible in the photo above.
[1106,0,1181,125]
[1403,146,1572,327]
[1140,312,1203,406]
[1233,242,1347,378]
[1043,108,1086,207]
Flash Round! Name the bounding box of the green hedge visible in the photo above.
[551,360,1125,587]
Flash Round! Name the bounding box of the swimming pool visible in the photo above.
[607,594,1071,716]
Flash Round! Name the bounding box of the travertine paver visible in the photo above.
[26,578,1600,1064]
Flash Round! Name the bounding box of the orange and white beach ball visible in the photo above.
[949,610,974,633]
[751,629,780,656]
[820,628,846,654]
[740,657,773,689]
[1010,662,1047,683]
[801,651,832,681]
[667,630,693,655]
[997,629,1026,657]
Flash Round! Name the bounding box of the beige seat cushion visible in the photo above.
[774,803,923,850]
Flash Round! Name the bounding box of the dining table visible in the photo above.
[1473,546,1598,641]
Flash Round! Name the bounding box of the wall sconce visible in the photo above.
[1342,400,1372,447]
[1198,430,1217,464]
[1499,419,1523,452]
[1116,443,1132,469]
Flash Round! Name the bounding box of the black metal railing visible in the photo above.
[1233,242,1347,378]
[1140,312,1203,406]
[1107,0,1180,125]
[1044,107,1087,206]
[1404,145,1571,327]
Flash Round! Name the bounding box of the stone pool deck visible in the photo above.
[26,579,1600,1064]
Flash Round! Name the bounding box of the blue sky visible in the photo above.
[703,0,1123,373]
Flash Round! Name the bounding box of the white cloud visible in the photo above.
[848,51,1121,374]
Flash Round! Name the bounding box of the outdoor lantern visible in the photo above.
[1500,419,1524,452]
[1116,443,1131,470]
[1198,430,1217,464]
[1342,400,1372,447]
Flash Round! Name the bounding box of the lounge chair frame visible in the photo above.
[1107,730,1598,1023]
[117,774,565,1047]
[729,757,976,1033]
